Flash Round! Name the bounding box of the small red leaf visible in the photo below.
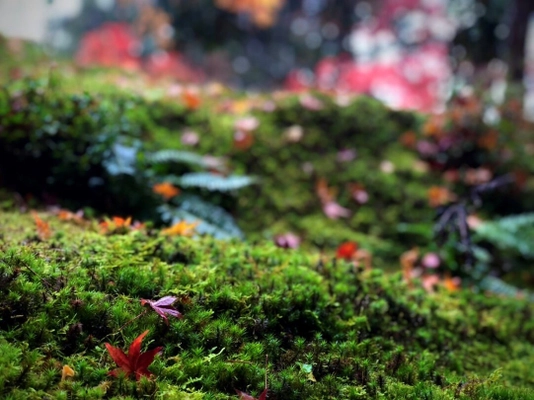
[258,389,269,400]
[105,330,161,381]
[104,343,132,375]
[235,388,268,400]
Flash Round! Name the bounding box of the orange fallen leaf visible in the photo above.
[57,209,85,224]
[161,220,199,237]
[153,182,180,200]
[61,365,75,381]
[400,248,419,287]
[31,211,52,240]
[182,90,201,110]
[100,216,133,234]
[442,274,461,292]
[427,186,455,208]
[315,178,336,205]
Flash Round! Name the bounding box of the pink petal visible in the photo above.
[323,201,351,219]
[153,296,177,307]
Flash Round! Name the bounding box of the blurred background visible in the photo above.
[0,0,533,114]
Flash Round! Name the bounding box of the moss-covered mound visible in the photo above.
[1,210,534,399]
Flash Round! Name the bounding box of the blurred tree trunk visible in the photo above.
[509,0,534,81]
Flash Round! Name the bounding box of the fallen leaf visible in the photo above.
[31,211,52,240]
[99,216,133,234]
[105,330,162,381]
[161,220,199,236]
[443,274,461,292]
[182,90,201,109]
[336,241,358,260]
[61,365,75,381]
[235,388,268,400]
[140,296,183,324]
[153,182,180,200]
[427,186,455,207]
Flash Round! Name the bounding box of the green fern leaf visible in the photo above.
[474,213,534,258]
[146,149,206,165]
[479,276,534,302]
[158,196,244,239]
[177,173,257,192]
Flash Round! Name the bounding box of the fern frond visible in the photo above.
[177,173,257,192]
[479,276,534,302]
[158,196,244,240]
[146,149,209,168]
[474,213,534,258]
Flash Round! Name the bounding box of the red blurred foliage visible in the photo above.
[76,22,141,71]
[76,22,204,82]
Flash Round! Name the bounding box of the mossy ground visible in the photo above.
[1,210,534,399]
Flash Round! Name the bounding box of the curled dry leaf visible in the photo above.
[61,365,75,381]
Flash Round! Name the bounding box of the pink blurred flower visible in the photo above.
[181,130,199,146]
[422,274,440,292]
[300,94,324,111]
[75,22,141,70]
[274,233,301,249]
[284,125,304,143]
[323,201,351,220]
[421,253,440,269]
[353,189,369,204]
[234,116,259,132]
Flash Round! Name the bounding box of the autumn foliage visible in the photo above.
[105,330,162,381]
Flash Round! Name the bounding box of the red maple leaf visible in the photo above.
[336,241,358,260]
[140,296,183,325]
[105,330,162,380]
[235,388,268,400]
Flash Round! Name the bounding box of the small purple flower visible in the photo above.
[422,253,440,269]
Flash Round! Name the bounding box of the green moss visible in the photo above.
[1,210,533,399]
